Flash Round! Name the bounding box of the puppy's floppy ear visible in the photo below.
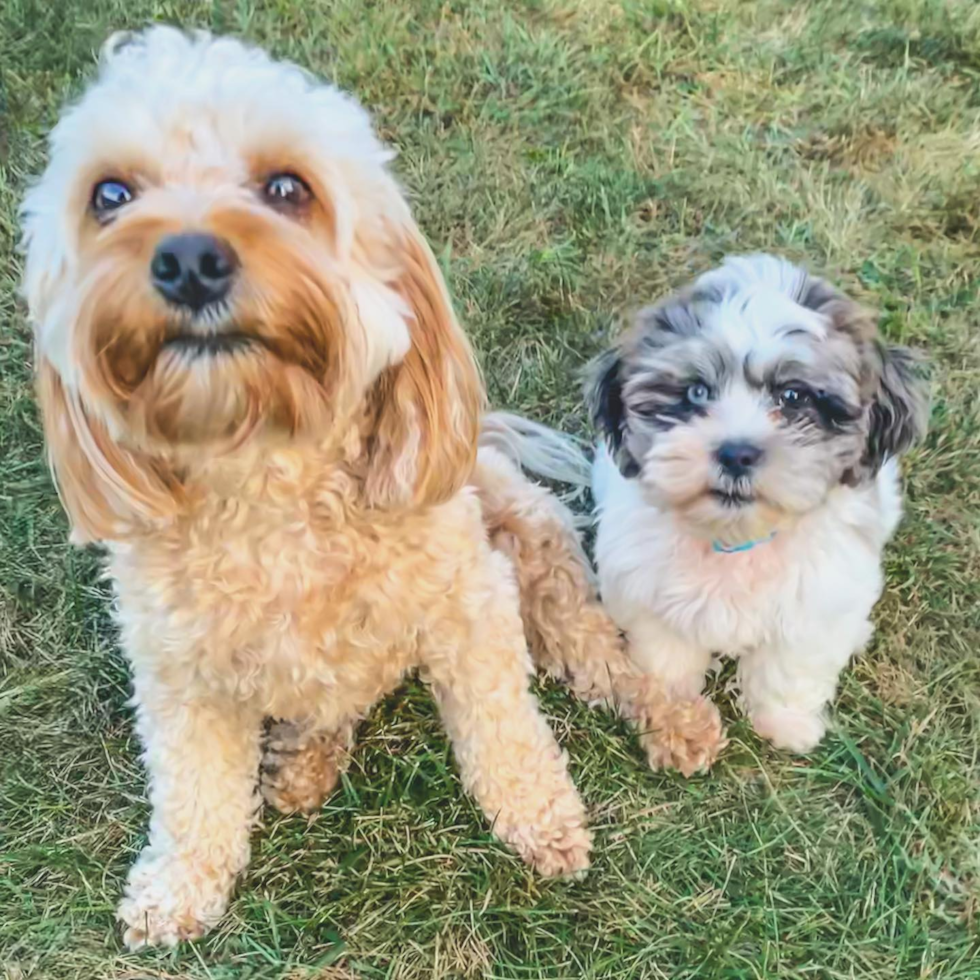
[37,360,179,543]
[856,342,930,479]
[362,223,483,508]
[801,280,929,484]
[584,346,639,478]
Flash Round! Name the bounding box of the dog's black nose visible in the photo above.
[716,440,764,476]
[150,233,238,311]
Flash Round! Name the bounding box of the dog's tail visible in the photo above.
[472,413,724,776]
[478,411,593,494]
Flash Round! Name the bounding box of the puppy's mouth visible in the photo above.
[708,488,756,507]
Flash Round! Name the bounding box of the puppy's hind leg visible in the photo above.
[471,443,725,776]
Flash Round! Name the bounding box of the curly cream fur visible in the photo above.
[106,453,593,948]
[263,444,727,815]
[22,28,604,948]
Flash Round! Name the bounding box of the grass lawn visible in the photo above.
[2,0,980,977]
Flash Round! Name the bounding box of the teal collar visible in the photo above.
[712,532,776,554]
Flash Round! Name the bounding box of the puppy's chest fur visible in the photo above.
[597,466,901,654]
[108,466,480,704]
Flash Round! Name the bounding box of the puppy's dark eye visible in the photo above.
[91,179,134,215]
[779,385,812,410]
[686,382,712,407]
[263,173,312,208]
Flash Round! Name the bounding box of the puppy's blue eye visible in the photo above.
[686,382,711,406]
[263,172,312,207]
[92,179,134,214]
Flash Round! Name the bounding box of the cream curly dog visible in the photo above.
[21,28,722,948]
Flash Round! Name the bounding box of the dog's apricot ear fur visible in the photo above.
[37,360,179,543]
[362,224,483,508]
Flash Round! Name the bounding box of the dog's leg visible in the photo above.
[260,718,355,814]
[737,618,872,753]
[472,446,724,776]
[117,681,262,949]
[423,545,591,877]
[472,446,625,703]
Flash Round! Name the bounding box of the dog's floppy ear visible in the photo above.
[362,223,483,508]
[36,360,179,543]
[855,342,930,480]
[584,345,639,478]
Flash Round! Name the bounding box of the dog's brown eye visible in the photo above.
[263,173,312,208]
[92,179,134,215]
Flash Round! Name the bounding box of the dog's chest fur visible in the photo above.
[107,452,481,710]
[596,459,903,654]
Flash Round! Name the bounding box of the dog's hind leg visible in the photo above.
[260,718,355,814]
[472,446,627,704]
[471,444,726,776]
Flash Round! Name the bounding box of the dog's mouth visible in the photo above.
[163,331,265,357]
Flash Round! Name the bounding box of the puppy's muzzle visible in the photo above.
[715,440,764,478]
[151,232,238,312]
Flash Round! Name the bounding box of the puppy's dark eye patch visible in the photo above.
[775,381,860,431]
[630,378,712,428]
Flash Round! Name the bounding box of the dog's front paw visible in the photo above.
[526,821,593,878]
[494,786,592,879]
[117,850,236,949]
[641,696,728,777]
[751,707,826,754]
[506,816,592,878]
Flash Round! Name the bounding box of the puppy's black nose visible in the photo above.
[716,440,764,476]
[150,233,238,311]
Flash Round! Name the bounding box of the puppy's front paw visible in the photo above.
[751,708,826,754]
[117,850,236,949]
[641,696,727,777]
